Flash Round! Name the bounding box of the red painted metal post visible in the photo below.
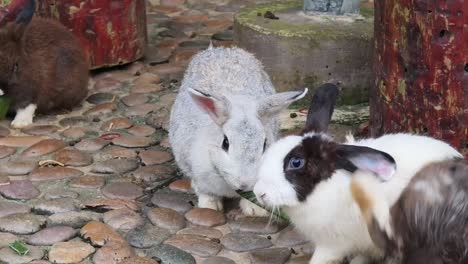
[37,0,147,69]
[371,0,467,157]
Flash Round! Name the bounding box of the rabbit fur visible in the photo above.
[351,159,468,264]
[253,83,463,264]
[0,0,88,128]
[169,45,307,213]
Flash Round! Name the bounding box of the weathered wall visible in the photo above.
[371,0,467,157]
[37,0,147,69]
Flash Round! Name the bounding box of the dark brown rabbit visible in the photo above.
[352,159,468,264]
[0,0,88,128]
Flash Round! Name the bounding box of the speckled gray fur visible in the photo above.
[169,46,306,210]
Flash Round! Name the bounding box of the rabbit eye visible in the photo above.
[263,139,267,152]
[222,135,229,152]
[287,157,305,170]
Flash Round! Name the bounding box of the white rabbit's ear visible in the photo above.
[336,145,397,181]
[188,88,230,126]
[258,88,308,122]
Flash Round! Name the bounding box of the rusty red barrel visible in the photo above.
[370,0,467,157]
[35,0,147,69]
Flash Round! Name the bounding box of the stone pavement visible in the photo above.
[0,0,367,263]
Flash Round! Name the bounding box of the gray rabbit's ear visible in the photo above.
[16,0,36,25]
[303,83,339,134]
[188,88,231,126]
[257,88,308,122]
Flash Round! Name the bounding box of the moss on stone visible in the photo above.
[0,0,12,6]
[235,0,373,43]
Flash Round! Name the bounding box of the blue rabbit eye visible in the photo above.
[288,157,304,170]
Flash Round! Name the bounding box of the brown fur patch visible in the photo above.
[350,178,373,223]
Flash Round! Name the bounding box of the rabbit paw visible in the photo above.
[240,198,269,217]
[198,194,223,211]
[11,104,37,129]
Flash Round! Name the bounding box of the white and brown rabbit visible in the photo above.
[0,0,88,128]
[253,83,463,264]
[351,159,468,264]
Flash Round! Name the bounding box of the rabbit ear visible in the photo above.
[188,88,230,126]
[335,144,397,181]
[16,0,36,25]
[258,88,308,122]
[303,83,339,134]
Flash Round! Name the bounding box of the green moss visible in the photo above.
[235,0,373,42]
[0,0,12,6]
[360,6,374,18]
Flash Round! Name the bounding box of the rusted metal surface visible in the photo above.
[371,0,467,157]
[0,0,28,26]
[37,0,147,69]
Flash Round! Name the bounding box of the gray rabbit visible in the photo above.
[169,46,306,214]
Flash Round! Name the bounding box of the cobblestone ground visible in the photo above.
[0,1,367,263]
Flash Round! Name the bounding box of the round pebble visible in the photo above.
[22,125,59,136]
[101,117,133,130]
[0,145,16,159]
[133,164,176,185]
[147,208,186,232]
[164,234,222,257]
[185,208,226,227]
[74,138,110,152]
[202,257,236,264]
[48,211,102,228]
[55,149,93,167]
[0,201,30,218]
[145,244,196,264]
[0,213,46,234]
[0,126,10,137]
[249,247,292,264]
[61,127,88,140]
[0,232,19,248]
[22,138,67,157]
[101,182,143,200]
[169,179,192,193]
[139,150,173,165]
[92,159,139,174]
[97,146,138,160]
[48,241,95,264]
[87,92,115,104]
[84,198,140,212]
[274,226,309,247]
[125,104,162,117]
[229,216,286,234]
[27,226,78,245]
[151,191,196,214]
[0,136,47,148]
[0,180,40,200]
[112,135,155,148]
[118,256,158,264]
[80,220,125,246]
[30,167,84,181]
[177,227,223,239]
[33,198,78,215]
[59,116,89,127]
[121,94,149,106]
[70,175,106,189]
[84,102,117,116]
[128,125,156,137]
[126,224,172,248]
[0,159,37,175]
[221,233,273,252]
[92,240,135,264]
[103,208,144,231]
[0,246,44,263]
